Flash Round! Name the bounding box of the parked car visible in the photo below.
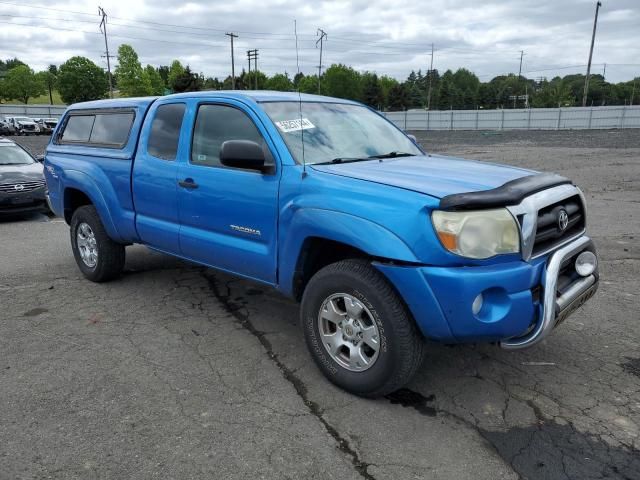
[35,118,58,135]
[0,120,15,136]
[0,137,49,215]
[44,92,598,397]
[5,116,40,135]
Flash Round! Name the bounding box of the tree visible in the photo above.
[57,56,108,104]
[157,65,170,86]
[167,60,186,92]
[293,72,305,88]
[40,64,58,105]
[0,57,27,75]
[361,73,383,109]
[387,84,409,110]
[266,73,293,91]
[322,64,361,100]
[172,66,202,93]
[297,74,318,94]
[2,65,46,104]
[145,65,165,95]
[378,75,399,110]
[115,44,152,97]
[244,70,268,90]
[203,77,223,90]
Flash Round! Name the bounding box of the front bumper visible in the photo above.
[375,235,598,346]
[499,235,598,349]
[0,188,48,214]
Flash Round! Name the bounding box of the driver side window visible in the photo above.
[191,104,268,169]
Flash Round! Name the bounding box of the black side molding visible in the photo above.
[439,173,573,211]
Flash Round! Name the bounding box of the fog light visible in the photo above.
[575,251,597,277]
[472,294,484,315]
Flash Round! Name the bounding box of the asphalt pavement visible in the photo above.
[1,131,638,480]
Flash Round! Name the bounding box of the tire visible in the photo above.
[70,205,125,282]
[301,259,425,398]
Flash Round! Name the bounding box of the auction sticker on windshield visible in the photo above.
[274,118,315,133]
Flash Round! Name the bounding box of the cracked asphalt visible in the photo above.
[2,130,639,480]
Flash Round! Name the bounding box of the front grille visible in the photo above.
[0,180,46,193]
[21,125,35,130]
[532,194,585,257]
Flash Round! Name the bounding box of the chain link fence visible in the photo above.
[384,106,640,131]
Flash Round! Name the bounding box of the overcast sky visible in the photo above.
[0,0,638,83]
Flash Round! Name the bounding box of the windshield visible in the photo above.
[0,145,35,165]
[261,102,422,165]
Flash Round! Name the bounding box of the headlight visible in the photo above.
[432,209,520,259]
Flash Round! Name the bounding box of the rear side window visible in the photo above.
[90,113,134,146]
[59,111,135,148]
[147,103,186,160]
[61,115,94,142]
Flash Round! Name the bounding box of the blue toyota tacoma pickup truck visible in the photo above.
[44,91,598,397]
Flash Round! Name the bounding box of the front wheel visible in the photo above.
[70,205,125,282]
[301,259,425,397]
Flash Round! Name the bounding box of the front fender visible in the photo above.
[278,207,420,296]
[61,170,123,243]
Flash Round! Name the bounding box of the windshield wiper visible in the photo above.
[314,152,416,165]
[315,157,372,165]
[368,151,416,159]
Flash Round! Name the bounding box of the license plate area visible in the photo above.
[555,282,598,326]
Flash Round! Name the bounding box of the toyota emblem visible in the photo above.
[558,209,569,232]
[13,184,24,191]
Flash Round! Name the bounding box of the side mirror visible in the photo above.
[406,133,418,144]
[220,140,268,172]
[35,154,45,162]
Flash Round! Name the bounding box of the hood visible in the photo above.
[311,154,536,199]
[0,162,44,183]
[17,120,37,126]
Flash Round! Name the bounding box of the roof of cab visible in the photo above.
[65,91,359,111]
[66,97,159,111]
[166,90,359,105]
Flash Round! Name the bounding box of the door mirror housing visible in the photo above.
[406,133,418,144]
[220,140,268,172]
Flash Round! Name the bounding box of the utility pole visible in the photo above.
[247,49,259,90]
[226,32,238,89]
[98,6,113,98]
[426,43,434,110]
[515,50,525,108]
[316,28,327,94]
[247,49,251,81]
[582,1,602,107]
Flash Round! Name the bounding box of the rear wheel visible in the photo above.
[70,205,125,282]
[301,259,425,397]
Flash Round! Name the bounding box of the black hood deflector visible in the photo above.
[439,173,572,211]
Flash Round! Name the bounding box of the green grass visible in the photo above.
[5,90,65,105]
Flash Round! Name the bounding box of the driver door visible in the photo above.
[177,101,280,284]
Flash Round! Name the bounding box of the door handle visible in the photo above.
[178,179,198,189]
